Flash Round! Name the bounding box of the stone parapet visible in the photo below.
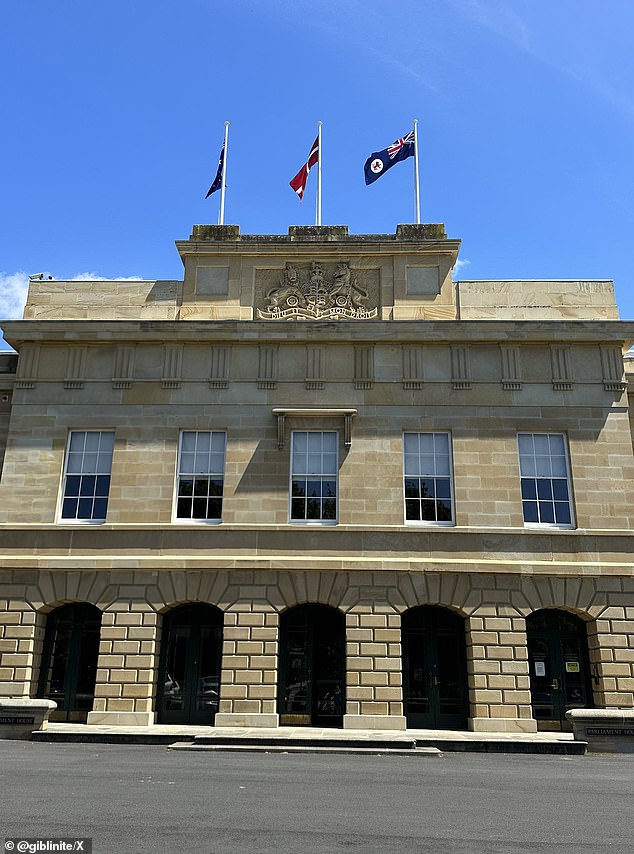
[0,698,56,739]
[566,708,634,752]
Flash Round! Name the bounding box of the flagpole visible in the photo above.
[412,119,421,225]
[219,121,229,226]
[316,121,322,226]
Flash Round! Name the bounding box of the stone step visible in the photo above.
[169,742,443,757]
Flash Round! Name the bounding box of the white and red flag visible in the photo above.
[289,135,319,201]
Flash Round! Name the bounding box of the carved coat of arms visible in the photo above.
[257,262,377,320]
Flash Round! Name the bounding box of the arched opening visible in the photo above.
[526,609,593,730]
[278,603,345,727]
[402,605,469,730]
[156,603,223,725]
[37,602,101,723]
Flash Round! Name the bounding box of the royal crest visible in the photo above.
[258,262,377,320]
[258,261,378,320]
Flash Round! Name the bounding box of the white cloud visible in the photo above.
[452,258,471,279]
[69,272,143,281]
[0,271,30,320]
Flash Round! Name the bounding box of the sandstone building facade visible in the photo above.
[0,223,633,733]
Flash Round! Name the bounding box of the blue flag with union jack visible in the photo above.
[364,130,415,185]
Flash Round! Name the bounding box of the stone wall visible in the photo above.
[1,568,633,730]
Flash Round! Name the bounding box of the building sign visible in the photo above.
[0,716,35,725]
[586,727,634,737]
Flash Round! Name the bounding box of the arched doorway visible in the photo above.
[402,606,469,730]
[526,609,593,730]
[37,603,101,722]
[157,603,223,725]
[278,604,345,727]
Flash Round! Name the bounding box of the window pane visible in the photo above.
[77,498,94,519]
[517,434,533,454]
[405,500,420,520]
[69,433,86,452]
[420,455,435,476]
[293,432,307,453]
[98,432,115,452]
[403,454,421,476]
[433,434,449,454]
[322,480,337,498]
[96,453,113,474]
[436,479,451,499]
[306,454,322,475]
[306,498,321,519]
[322,453,337,475]
[209,453,225,474]
[92,498,108,520]
[306,480,321,498]
[548,434,565,455]
[196,432,211,452]
[436,499,452,521]
[322,432,337,453]
[421,501,436,521]
[95,475,110,497]
[434,454,450,476]
[84,433,100,452]
[521,479,537,500]
[404,478,420,498]
[291,498,305,519]
[179,478,193,496]
[79,476,96,497]
[551,455,567,477]
[533,435,549,454]
[65,475,81,497]
[536,479,553,500]
[194,478,209,496]
[192,497,207,518]
[61,497,78,518]
[539,502,555,523]
[419,434,434,454]
[520,455,536,477]
[523,501,539,522]
[554,502,571,524]
[177,497,192,518]
[552,480,569,501]
[209,479,223,496]
[180,453,195,474]
[307,433,322,452]
[211,433,226,452]
[292,453,307,475]
[403,433,419,454]
[208,498,222,519]
[420,478,435,498]
[291,479,306,497]
[535,456,552,477]
[322,498,336,519]
[181,432,196,451]
[66,453,83,474]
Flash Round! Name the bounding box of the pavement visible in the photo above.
[31,722,586,754]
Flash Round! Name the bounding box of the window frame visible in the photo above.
[289,430,339,525]
[173,430,227,524]
[58,429,115,524]
[402,431,455,527]
[517,432,575,529]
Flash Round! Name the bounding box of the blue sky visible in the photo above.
[2,0,634,347]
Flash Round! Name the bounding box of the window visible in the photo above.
[175,431,226,521]
[290,431,338,523]
[403,432,454,524]
[61,431,114,522]
[518,433,573,526]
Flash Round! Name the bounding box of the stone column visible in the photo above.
[215,605,279,727]
[87,604,157,726]
[343,607,406,730]
[467,609,536,733]
[0,600,37,698]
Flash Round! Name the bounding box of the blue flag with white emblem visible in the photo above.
[364,130,415,185]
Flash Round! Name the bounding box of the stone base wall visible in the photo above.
[1,568,633,730]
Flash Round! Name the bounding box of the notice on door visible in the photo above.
[565,661,580,673]
[534,661,546,677]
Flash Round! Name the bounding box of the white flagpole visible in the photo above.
[413,119,421,225]
[219,121,229,226]
[316,121,322,226]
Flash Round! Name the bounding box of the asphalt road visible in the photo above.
[1,742,633,853]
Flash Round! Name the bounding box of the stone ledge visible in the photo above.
[0,698,57,740]
[566,708,634,753]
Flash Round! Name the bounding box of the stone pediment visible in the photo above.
[256,262,378,320]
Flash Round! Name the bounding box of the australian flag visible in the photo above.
[364,130,415,185]
[205,145,225,198]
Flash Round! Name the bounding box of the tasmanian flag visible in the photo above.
[290,135,319,200]
[364,130,415,185]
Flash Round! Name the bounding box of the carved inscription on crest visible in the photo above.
[257,262,378,320]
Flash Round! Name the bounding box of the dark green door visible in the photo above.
[157,604,223,725]
[38,603,101,723]
[279,604,345,727]
[403,606,469,730]
[527,609,593,730]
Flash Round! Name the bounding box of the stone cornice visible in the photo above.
[3,319,634,348]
